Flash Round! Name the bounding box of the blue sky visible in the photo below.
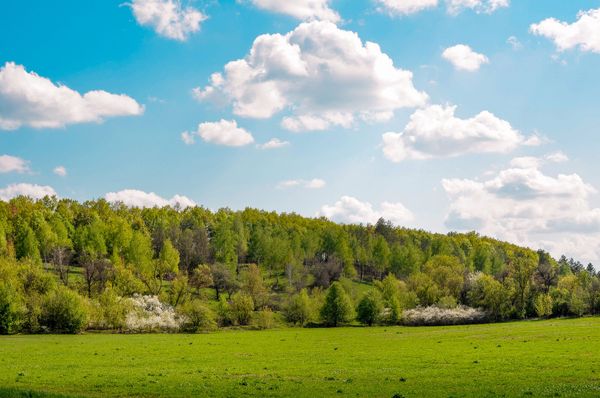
[1,0,600,263]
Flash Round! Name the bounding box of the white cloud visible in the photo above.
[375,0,438,16]
[443,159,600,264]
[194,21,427,132]
[446,0,509,15]
[130,0,207,41]
[0,155,29,173]
[0,183,57,201]
[257,138,290,149]
[507,36,523,50]
[53,166,67,177]
[530,8,600,53]
[181,131,195,145]
[183,119,254,147]
[375,0,507,16]
[545,151,569,163]
[0,62,143,130]
[245,0,340,22]
[105,189,196,208]
[278,178,326,189]
[382,104,535,162]
[319,196,414,225]
[442,44,489,71]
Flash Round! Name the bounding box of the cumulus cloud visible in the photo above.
[442,44,489,71]
[319,196,414,225]
[105,189,196,208]
[446,0,509,15]
[0,62,143,130]
[257,138,290,149]
[0,155,29,173]
[53,166,67,177]
[382,104,536,162]
[507,36,523,50]
[130,0,207,41]
[245,0,340,22]
[194,21,427,132]
[278,178,326,189]
[443,158,600,264]
[546,151,569,163]
[0,183,57,201]
[530,8,600,53]
[182,119,254,147]
[375,0,438,16]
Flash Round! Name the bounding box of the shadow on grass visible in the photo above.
[0,388,77,398]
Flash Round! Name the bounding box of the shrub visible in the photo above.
[402,306,488,326]
[19,262,55,296]
[179,299,217,332]
[124,294,182,332]
[0,282,23,334]
[284,289,313,326]
[381,296,402,325]
[90,286,129,330]
[216,296,232,327]
[320,282,354,327]
[40,287,88,333]
[253,307,275,330]
[229,292,254,326]
[356,290,383,326]
[437,295,458,309]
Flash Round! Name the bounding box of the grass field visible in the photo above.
[1,318,599,398]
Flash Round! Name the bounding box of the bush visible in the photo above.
[216,296,232,327]
[402,306,487,326]
[40,287,88,333]
[253,307,275,330]
[356,290,383,326]
[229,292,254,326]
[179,299,217,332]
[284,289,313,326]
[0,282,23,334]
[90,286,129,330]
[124,294,182,332]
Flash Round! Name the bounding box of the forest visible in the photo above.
[0,195,598,334]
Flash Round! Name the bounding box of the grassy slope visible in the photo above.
[1,318,599,398]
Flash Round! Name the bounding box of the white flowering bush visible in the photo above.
[402,305,488,326]
[124,294,182,332]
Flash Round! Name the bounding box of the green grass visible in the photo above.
[1,318,600,397]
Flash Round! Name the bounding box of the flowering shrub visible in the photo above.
[402,305,488,326]
[124,294,182,332]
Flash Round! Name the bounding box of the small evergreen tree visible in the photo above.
[320,282,354,327]
[356,290,383,326]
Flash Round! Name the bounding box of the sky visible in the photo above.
[1,0,600,264]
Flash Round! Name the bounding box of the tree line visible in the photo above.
[0,196,598,334]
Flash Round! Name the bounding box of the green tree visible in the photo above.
[0,281,23,334]
[240,264,268,309]
[229,292,254,326]
[284,289,313,326]
[356,290,383,326]
[320,282,354,327]
[372,235,391,278]
[534,294,553,318]
[507,250,538,318]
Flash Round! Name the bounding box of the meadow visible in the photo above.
[1,318,599,398]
